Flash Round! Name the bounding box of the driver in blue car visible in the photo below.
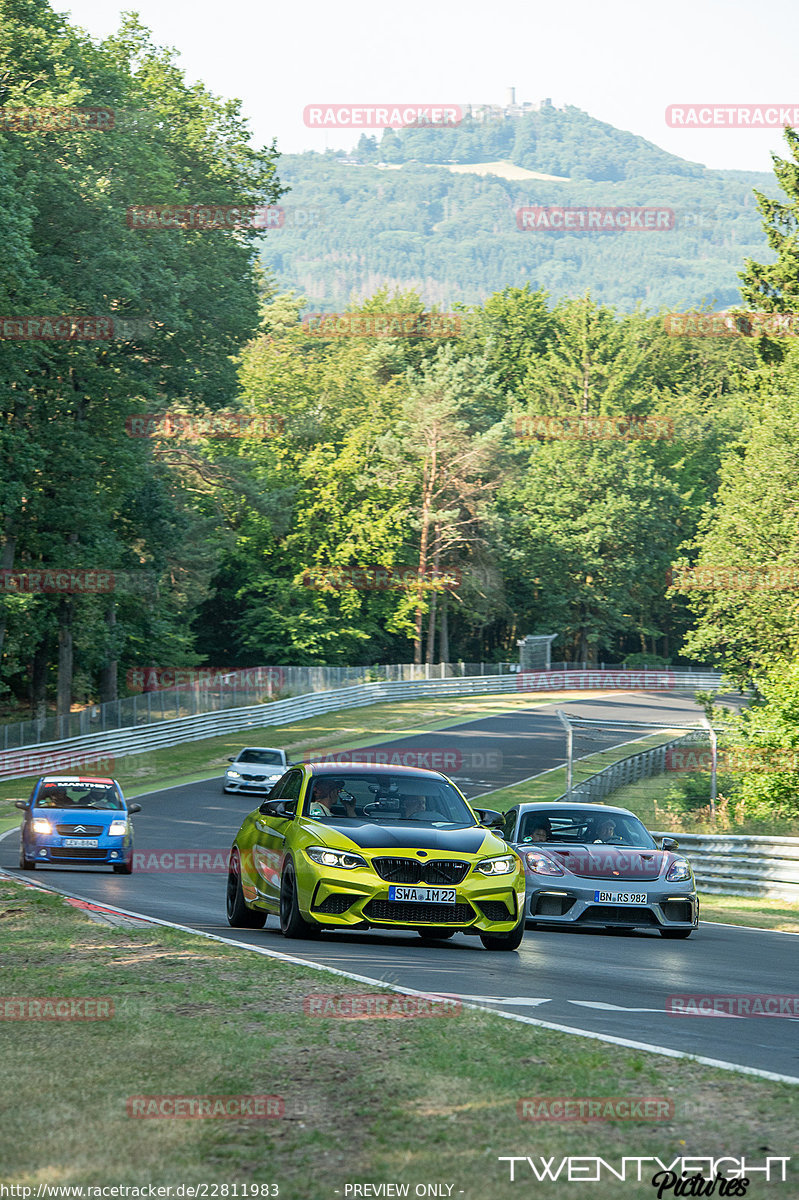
[308,777,357,819]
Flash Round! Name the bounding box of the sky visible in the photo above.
[57,0,798,176]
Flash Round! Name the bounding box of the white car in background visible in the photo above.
[223,747,288,795]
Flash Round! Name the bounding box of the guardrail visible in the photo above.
[568,732,701,803]
[651,832,799,902]
[0,670,726,782]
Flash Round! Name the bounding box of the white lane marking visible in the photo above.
[568,999,675,1015]
[445,995,552,1006]
[2,866,799,1086]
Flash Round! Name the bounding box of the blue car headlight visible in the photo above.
[306,846,366,870]
[666,857,693,882]
[108,820,128,836]
[32,818,53,835]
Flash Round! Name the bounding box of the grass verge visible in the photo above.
[0,874,797,1198]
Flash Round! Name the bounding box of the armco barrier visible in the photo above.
[651,832,799,902]
[0,671,725,782]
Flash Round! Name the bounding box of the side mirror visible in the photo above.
[661,836,679,851]
[14,800,28,810]
[474,807,504,829]
[128,803,142,814]
[259,799,296,819]
[227,756,236,763]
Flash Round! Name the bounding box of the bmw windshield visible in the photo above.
[302,774,476,826]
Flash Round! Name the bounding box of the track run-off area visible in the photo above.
[3,689,798,1083]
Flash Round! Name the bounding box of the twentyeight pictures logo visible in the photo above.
[303,104,462,128]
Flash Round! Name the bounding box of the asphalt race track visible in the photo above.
[3,690,797,1082]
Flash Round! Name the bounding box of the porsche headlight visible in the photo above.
[525,852,565,876]
[475,854,518,876]
[666,857,693,882]
[306,846,366,870]
[32,818,52,835]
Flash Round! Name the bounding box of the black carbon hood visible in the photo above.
[323,821,492,853]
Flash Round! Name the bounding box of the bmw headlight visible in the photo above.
[108,820,128,836]
[475,854,518,876]
[32,818,52,835]
[226,769,242,779]
[306,846,366,870]
[525,852,565,876]
[666,857,693,882]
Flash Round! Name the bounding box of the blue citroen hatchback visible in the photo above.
[16,776,141,873]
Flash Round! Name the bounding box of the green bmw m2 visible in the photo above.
[226,762,526,950]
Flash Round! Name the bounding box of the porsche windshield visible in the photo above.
[517,808,657,849]
[303,774,475,825]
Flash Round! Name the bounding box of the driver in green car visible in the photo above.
[308,777,357,819]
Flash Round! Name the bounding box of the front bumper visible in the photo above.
[224,777,279,794]
[525,880,698,931]
[24,836,132,867]
[295,853,525,933]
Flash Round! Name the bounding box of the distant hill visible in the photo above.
[260,104,777,313]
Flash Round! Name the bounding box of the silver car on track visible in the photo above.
[500,801,698,938]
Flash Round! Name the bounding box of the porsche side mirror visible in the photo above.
[661,836,679,851]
